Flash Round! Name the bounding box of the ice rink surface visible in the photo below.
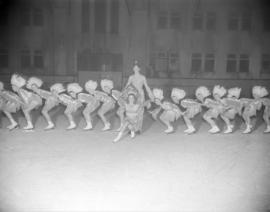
[0,109,270,212]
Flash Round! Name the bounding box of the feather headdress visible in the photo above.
[100,79,114,93]
[26,77,43,90]
[67,83,83,94]
[213,85,227,98]
[252,86,268,98]
[195,86,211,99]
[171,88,186,102]
[50,83,66,94]
[152,88,164,101]
[85,80,98,92]
[11,74,26,88]
[227,87,241,99]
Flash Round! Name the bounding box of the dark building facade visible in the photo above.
[0,0,270,95]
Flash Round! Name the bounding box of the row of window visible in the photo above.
[151,52,270,74]
[157,11,270,31]
[82,0,119,34]
[21,8,44,27]
[0,50,44,69]
[1,50,270,75]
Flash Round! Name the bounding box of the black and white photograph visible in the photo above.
[0,0,270,211]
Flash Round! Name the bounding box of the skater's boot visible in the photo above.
[44,122,54,130]
[224,125,233,134]
[23,121,34,130]
[83,122,93,130]
[102,122,111,131]
[7,121,18,130]
[264,125,270,133]
[184,125,196,134]
[66,121,76,130]
[165,126,174,134]
[130,131,135,138]
[113,132,123,143]
[209,125,220,134]
[243,124,252,134]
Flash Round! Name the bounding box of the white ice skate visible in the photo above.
[224,125,233,134]
[242,125,252,134]
[116,124,123,132]
[165,126,174,134]
[7,122,18,131]
[264,125,270,133]
[44,122,55,130]
[23,122,34,131]
[102,123,111,131]
[113,132,123,143]
[130,131,135,138]
[66,122,76,130]
[83,122,93,130]
[208,126,220,134]
[184,126,196,134]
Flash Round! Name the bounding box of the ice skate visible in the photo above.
[208,126,220,134]
[7,122,18,131]
[224,125,233,134]
[165,126,174,134]
[243,125,252,134]
[23,122,34,131]
[83,122,93,130]
[66,121,76,130]
[102,123,111,131]
[44,122,54,130]
[184,126,196,134]
[264,125,270,133]
[113,132,123,143]
[130,131,135,138]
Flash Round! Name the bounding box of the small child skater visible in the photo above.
[26,77,63,130]
[11,74,42,130]
[150,88,184,133]
[0,81,22,130]
[220,87,242,133]
[58,83,83,130]
[241,86,268,134]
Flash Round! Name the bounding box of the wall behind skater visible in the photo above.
[0,0,270,94]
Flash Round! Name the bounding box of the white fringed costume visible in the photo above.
[11,74,42,130]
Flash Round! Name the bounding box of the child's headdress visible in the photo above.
[67,83,83,94]
[195,86,211,99]
[11,74,26,88]
[213,85,227,98]
[227,87,241,99]
[26,77,43,89]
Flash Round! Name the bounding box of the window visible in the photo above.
[191,53,202,72]
[226,54,237,73]
[193,13,203,30]
[206,12,216,30]
[0,49,8,68]
[0,9,8,26]
[204,54,215,72]
[239,54,249,73]
[110,0,119,33]
[156,52,167,72]
[263,14,270,31]
[170,12,181,29]
[21,8,31,26]
[228,12,239,30]
[34,50,44,68]
[168,52,179,71]
[33,8,44,26]
[21,49,31,68]
[241,12,251,31]
[94,0,107,33]
[261,54,270,73]
[157,12,168,29]
[81,0,90,33]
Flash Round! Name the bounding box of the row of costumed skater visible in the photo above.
[1,66,270,141]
